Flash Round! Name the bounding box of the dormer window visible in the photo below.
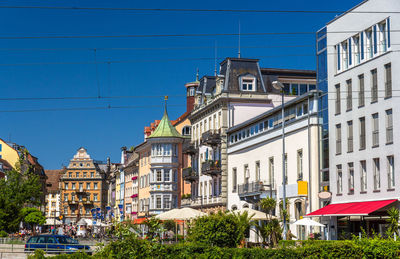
[240,76,256,91]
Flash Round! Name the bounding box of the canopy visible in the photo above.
[155,208,206,221]
[292,218,325,227]
[231,208,276,221]
[306,199,397,217]
[133,217,149,224]
[44,218,62,225]
[77,218,93,226]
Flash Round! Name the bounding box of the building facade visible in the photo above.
[45,169,64,221]
[60,148,109,224]
[227,92,321,240]
[308,0,399,239]
[184,57,316,212]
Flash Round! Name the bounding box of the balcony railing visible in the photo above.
[201,129,221,146]
[83,199,93,205]
[238,182,264,196]
[76,189,86,194]
[201,160,221,176]
[68,200,78,205]
[182,141,197,155]
[182,167,199,182]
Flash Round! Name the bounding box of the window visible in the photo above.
[241,77,255,91]
[386,109,393,144]
[284,154,288,184]
[360,161,367,192]
[358,74,365,107]
[163,196,170,209]
[359,117,366,150]
[366,29,373,59]
[64,194,68,202]
[71,193,75,201]
[244,164,249,184]
[297,150,303,180]
[64,207,68,215]
[79,183,83,191]
[347,121,353,153]
[372,113,379,147]
[86,183,90,190]
[388,156,395,189]
[90,172,94,178]
[94,182,98,190]
[337,165,343,194]
[156,170,162,182]
[94,194,98,201]
[342,41,349,69]
[69,172,72,178]
[336,44,341,71]
[269,157,274,189]
[83,172,87,178]
[164,170,170,182]
[373,158,380,190]
[371,69,378,103]
[346,79,352,111]
[335,84,341,114]
[156,195,162,209]
[385,63,392,98]
[232,168,237,193]
[64,182,68,190]
[354,35,361,64]
[379,20,388,53]
[336,124,342,155]
[72,183,76,190]
[348,163,354,194]
[255,161,260,182]
[182,126,191,136]
[76,172,79,178]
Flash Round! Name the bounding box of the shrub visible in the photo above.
[0,230,8,237]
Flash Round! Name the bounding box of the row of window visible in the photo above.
[149,169,177,183]
[140,174,150,188]
[64,193,98,202]
[139,198,150,212]
[192,177,222,198]
[230,151,303,192]
[149,194,177,210]
[335,109,393,155]
[64,182,98,190]
[71,162,92,168]
[282,83,316,96]
[67,171,96,178]
[336,17,390,73]
[140,151,150,167]
[63,207,93,215]
[151,144,178,157]
[192,111,222,142]
[229,101,311,145]
[336,156,394,195]
[335,63,392,114]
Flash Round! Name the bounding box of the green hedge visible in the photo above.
[46,238,400,259]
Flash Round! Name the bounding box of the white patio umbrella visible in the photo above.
[155,208,206,221]
[292,218,325,227]
[232,208,276,221]
[45,218,62,225]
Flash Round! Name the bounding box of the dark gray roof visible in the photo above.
[198,76,216,95]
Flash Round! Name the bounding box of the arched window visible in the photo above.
[182,126,191,136]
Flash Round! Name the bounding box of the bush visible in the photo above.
[0,230,8,237]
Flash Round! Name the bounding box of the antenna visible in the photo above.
[238,21,241,58]
[196,68,199,81]
[214,40,217,76]
[164,95,168,114]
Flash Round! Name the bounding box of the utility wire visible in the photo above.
[0,5,398,14]
[1,51,400,66]
[0,95,186,101]
[0,30,399,40]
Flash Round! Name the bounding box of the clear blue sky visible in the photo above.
[0,0,361,169]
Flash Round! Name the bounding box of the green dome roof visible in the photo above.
[148,109,183,139]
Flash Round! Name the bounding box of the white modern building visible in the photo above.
[309,0,399,240]
[227,92,321,240]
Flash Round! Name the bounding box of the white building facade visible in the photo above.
[227,92,321,240]
[309,0,399,240]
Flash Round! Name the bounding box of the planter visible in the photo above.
[132,176,138,181]
[131,194,138,198]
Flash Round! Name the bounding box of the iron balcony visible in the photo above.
[182,141,197,155]
[201,129,221,146]
[201,160,221,176]
[182,167,199,182]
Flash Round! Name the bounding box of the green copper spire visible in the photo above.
[148,96,183,139]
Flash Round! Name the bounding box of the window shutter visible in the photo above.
[387,17,391,48]
[361,32,364,59]
[337,44,341,70]
[348,38,352,65]
[373,25,377,54]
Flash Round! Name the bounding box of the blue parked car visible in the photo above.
[24,234,92,254]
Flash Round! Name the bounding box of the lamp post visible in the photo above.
[272,80,287,240]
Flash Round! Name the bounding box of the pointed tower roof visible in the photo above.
[148,97,183,139]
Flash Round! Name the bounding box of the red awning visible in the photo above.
[133,217,149,224]
[306,199,397,217]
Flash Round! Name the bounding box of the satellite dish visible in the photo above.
[318,191,332,200]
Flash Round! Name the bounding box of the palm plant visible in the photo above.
[258,197,283,247]
[387,207,400,238]
[232,210,254,247]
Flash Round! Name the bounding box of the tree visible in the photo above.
[257,197,283,247]
[143,217,163,241]
[0,159,42,233]
[21,207,45,234]
[232,210,254,247]
[188,211,244,248]
[387,207,400,238]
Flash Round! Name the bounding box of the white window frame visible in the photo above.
[240,76,256,92]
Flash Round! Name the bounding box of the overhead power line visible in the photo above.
[0,5,399,14]
[0,104,185,113]
[1,30,399,40]
[0,95,185,101]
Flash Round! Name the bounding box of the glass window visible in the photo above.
[386,109,393,144]
[360,161,367,192]
[348,163,354,193]
[372,113,379,147]
[337,165,343,194]
[358,74,365,107]
[385,63,392,98]
[373,158,380,190]
[156,195,162,209]
[94,194,98,201]
[371,69,378,103]
[94,182,98,190]
[300,84,307,95]
[157,170,162,182]
[86,183,90,190]
[164,170,170,182]
[388,156,395,189]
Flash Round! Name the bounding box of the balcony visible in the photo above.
[68,200,78,205]
[83,199,93,205]
[201,130,221,146]
[201,160,221,176]
[182,167,199,182]
[182,141,197,155]
[76,189,86,194]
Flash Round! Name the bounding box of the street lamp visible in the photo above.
[272,80,287,240]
